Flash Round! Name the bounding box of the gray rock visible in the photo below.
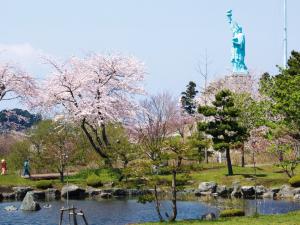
[263,191,275,199]
[12,187,33,201]
[278,185,294,199]
[100,192,112,199]
[292,188,300,195]
[255,185,267,196]
[271,187,280,194]
[201,212,216,221]
[198,182,217,193]
[0,193,3,201]
[294,194,300,200]
[61,185,86,199]
[112,188,127,197]
[45,188,60,201]
[231,182,242,198]
[241,186,255,198]
[216,185,228,197]
[4,205,18,211]
[2,192,15,200]
[86,187,102,197]
[20,192,41,211]
[32,190,46,200]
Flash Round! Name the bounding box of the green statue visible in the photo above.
[227,10,248,74]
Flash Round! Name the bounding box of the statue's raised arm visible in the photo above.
[226,10,248,75]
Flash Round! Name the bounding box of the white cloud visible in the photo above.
[0,43,53,76]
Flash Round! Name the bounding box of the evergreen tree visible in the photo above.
[198,90,247,175]
[260,51,300,129]
[181,81,198,115]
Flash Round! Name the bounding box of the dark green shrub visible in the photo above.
[86,174,103,187]
[289,175,300,187]
[35,180,53,189]
[219,209,245,218]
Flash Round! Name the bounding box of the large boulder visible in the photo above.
[231,182,242,198]
[278,185,294,199]
[198,182,217,193]
[12,187,33,201]
[20,191,41,211]
[241,186,255,199]
[61,185,86,199]
[45,188,60,201]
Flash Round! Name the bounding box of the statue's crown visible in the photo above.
[226,9,232,17]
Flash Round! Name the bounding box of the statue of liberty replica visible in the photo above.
[227,10,248,75]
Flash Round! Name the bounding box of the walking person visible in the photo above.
[1,159,7,175]
[23,159,31,177]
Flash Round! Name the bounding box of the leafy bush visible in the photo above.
[86,174,103,187]
[289,175,300,187]
[35,180,53,189]
[219,209,245,218]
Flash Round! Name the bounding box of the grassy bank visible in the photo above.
[137,210,300,225]
[0,164,298,189]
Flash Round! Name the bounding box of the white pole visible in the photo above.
[283,0,288,69]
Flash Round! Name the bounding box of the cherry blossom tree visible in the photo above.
[40,53,145,165]
[0,62,36,105]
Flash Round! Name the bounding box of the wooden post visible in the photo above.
[72,206,78,225]
[80,210,89,225]
[59,208,64,225]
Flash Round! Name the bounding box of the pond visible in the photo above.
[1,198,300,225]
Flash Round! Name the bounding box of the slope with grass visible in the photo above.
[138,210,300,225]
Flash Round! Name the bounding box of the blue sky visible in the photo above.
[0,0,299,109]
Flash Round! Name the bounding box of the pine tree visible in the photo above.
[198,90,247,175]
[181,81,198,115]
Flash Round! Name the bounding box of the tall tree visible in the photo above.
[181,81,198,115]
[260,51,300,129]
[39,54,145,166]
[198,90,247,175]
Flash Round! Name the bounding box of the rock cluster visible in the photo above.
[195,181,300,200]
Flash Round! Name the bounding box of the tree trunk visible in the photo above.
[169,170,177,222]
[59,170,64,183]
[225,148,233,176]
[205,148,208,164]
[241,144,245,167]
[81,119,112,167]
[154,185,164,222]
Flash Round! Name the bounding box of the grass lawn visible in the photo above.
[186,163,298,188]
[138,210,300,225]
[0,164,298,190]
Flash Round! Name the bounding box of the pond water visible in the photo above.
[1,198,300,225]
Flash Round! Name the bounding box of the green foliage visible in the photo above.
[181,81,198,115]
[260,51,300,128]
[198,90,248,175]
[7,140,32,172]
[70,168,122,184]
[35,180,53,189]
[86,174,103,187]
[289,175,300,187]
[137,194,155,204]
[219,209,245,218]
[188,131,211,162]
